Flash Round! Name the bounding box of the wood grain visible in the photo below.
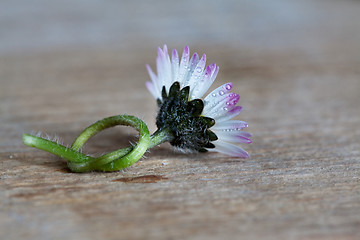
[1,1,360,239]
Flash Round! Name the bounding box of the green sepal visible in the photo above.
[207,130,218,141]
[169,82,180,97]
[203,117,216,128]
[187,99,204,116]
[179,86,190,102]
[161,86,168,100]
[156,81,218,153]
[204,142,215,148]
[198,148,208,153]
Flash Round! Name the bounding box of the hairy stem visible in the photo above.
[23,134,94,163]
[22,115,174,173]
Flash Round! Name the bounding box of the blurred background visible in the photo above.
[1,0,359,130]
[2,0,360,55]
[1,0,359,147]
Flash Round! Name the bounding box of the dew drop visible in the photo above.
[196,67,202,73]
[212,93,217,97]
[223,107,228,111]
[225,84,232,90]
[219,90,225,96]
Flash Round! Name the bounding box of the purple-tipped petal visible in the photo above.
[203,83,235,114]
[157,46,164,57]
[172,49,179,66]
[189,54,207,99]
[177,46,190,86]
[145,45,251,158]
[162,44,168,56]
[203,93,239,119]
[171,49,179,82]
[184,46,189,56]
[227,93,240,105]
[212,120,248,131]
[146,64,162,98]
[209,140,249,158]
[209,63,216,71]
[156,46,172,91]
[146,64,156,83]
[213,130,252,144]
[204,82,233,101]
[190,52,199,63]
[215,106,243,122]
[156,55,165,89]
[182,51,199,87]
[145,81,160,99]
[210,65,219,83]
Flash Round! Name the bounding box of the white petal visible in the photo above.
[182,52,200,88]
[156,46,172,93]
[213,129,252,144]
[156,48,165,89]
[145,81,160,99]
[203,82,233,110]
[146,64,162,99]
[210,63,219,84]
[202,63,219,97]
[176,46,190,87]
[208,140,249,158]
[212,120,248,130]
[215,106,243,122]
[203,93,240,119]
[190,65,215,99]
[171,49,179,84]
[162,45,172,91]
[188,54,206,99]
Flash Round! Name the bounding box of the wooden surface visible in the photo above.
[1,1,360,239]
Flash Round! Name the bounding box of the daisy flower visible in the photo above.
[22,45,252,173]
[146,45,251,158]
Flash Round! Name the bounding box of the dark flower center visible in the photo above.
[156,82,218,152]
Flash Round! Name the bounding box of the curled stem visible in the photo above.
[22,115,173,172]
[22,134,94,164]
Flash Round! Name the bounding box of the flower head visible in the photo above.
[146,45,251,158]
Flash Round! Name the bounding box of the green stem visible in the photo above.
[22,134,94,163]
[149,127,174,149]
[22,115,174,173]
[69,115,151,172]
[69,126,173,172]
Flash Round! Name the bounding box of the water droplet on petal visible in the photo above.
[212,93,217,97]
[196,67,202,73]
[223,107,228,111]
[225,84,232,90]
[219,90,225,96]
